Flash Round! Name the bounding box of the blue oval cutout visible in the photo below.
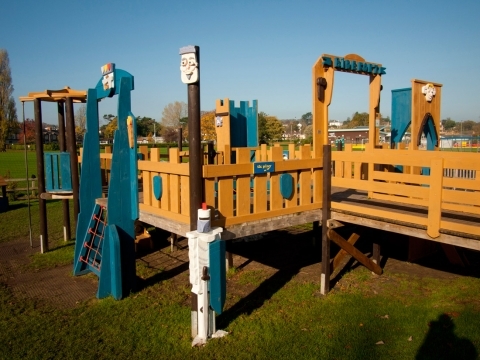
[279,173,293,199]
[153,175,162,200]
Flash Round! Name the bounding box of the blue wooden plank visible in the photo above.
[153,175,162,200]
[59,152,72,191]
[52,153,59,190]
[209,238,226,314]
[246,100,258,148]
[391,88,412,148]
[279,173,294,199]
[45,153,53,191]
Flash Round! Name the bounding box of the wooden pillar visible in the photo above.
[187,46,202,231]
[65,97,80,223]
[34,99,48,252]
[321,144,332,295]
[57,101,71,241]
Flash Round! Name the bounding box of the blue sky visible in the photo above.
[2,0,480,125]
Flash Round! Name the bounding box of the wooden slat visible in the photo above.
[270,146,284,211]
[288,143,295,160]
[180,175,190,216]
[440,220,480,237]
[253,174,268,213]
[218,178,234,218]
[441,202,480,215]
[332,233,360,272]
[236,148,251,216]
[138,161,189,176]
[344,144,352,179]
[160,173,170,211]
[371,171,431,185]
[332,177,430,198]
[150,148,160,208]
[285,168,298,208]
[203,163,252,178]
[170,174,180,213]
[370,192,428,207]
[204,178,216,210]
[443,177,480,191]
[299,145,311,205]
[427,158,443,238]
[143,171,152,206]
[274,158,322,172]
[442,189,480,206]
[331,201,428,227]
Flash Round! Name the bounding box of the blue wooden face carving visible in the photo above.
[279,173,294,199]
[153,175,162,200]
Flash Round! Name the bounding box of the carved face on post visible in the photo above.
[101,63,115,91]
[179,46,198,84]
[422,83,436,102]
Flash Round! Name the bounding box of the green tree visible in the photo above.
[301,112,312,125]
[74,104,86,137]
[0,49,18,151]
[103,117,117,139]
[136,116,158,137]
[200,111,216,141]
[345,112,369,128]
[442,118,456,131]
[258,112,268,144]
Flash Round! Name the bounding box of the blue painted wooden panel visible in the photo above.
[45,153,53,191]
[209,238,226,314]
[391,88,412,148]
[279,173,294,199]
[253,162,275,174]
[60,153,72,191]
[153,175,162,200]
[229,99,259,150]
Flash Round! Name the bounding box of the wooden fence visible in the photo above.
[331,144,480,238]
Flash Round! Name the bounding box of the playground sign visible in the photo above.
[322,55,386,75]
[253,161,275,174]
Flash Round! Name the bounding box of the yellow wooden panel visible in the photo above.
[344,144,352,179]
[260,144,267,162]
[370,192,428,207]
[442,189,480,206]
[204,178,216,209]
[160,173,170,211]
[150,147,160,162]
[138,161,189,176]
[274,159,322,172]
[215,98,231,154]
[170,174,180,213]
[142,171,151,206]
[426,159,443,238]
[139,145,149,161]
[288,143,295,160]
[270,146,284,210]
[254,174,268,213]
[354,162,362,180]
[440,220,480,237]
[332,177,430,198]
[332,201,428,226]
[203,163,252,178]
[236,148,252,216]
[180,175,190,216]
[299,145,311,205]
[218,178,234,218]
[442,202,480,215]
[312,169,322,204]
[224,145,231,165]
[372,171,431,185]
[169,148,180,164]
[443,177,480,191]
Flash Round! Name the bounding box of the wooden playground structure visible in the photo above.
[21,52,480,298]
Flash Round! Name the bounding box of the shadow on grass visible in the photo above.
[416,313,477,360]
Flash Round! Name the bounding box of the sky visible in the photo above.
[2,0,480,126]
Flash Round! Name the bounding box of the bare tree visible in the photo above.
[74,104,87,137]
[0,49,18,151]
[161,101,187,128]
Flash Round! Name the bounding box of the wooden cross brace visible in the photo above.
[327,228,382,275]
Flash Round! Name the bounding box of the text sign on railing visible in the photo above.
[253,162,275,174]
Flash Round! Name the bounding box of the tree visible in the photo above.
[0,49,18,151]
[161,126,181,143]
[161,101,187,128]
[258,112,268,143]
[103,117,117,139]
[200,111,216,141]
[18,118,35,144]
[301,112,312,125]
[345,112,369,128]
[442,118,456,131]
[75,104,86,137]
[304,124,313,142]
[265,115,284,142]
[136,116,158,137]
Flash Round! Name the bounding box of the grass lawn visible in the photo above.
[1,201,480,359]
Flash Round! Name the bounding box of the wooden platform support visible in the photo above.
[320,145,332,295]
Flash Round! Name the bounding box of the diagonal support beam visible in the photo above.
[331,233,360,273]
[327,229,382,275]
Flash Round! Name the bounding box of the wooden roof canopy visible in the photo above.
[19,86,87,103]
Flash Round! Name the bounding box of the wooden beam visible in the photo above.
[321,145,332,295]
[327,228,382,275]
[331,233,360,273]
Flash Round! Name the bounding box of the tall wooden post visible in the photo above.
[57,101,71,241]
[320,144,332,295]
[34,99,48,252]
[65,97,80,223]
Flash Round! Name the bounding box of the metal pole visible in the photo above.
[57,101,71,241]
[34,98,48,252]
[22,102,33,248]
[65,97,80,223]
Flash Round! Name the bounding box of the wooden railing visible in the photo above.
[138,147,190,224]
[203,144,323,227]
[331,144,480,238]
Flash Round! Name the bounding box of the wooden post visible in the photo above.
[57,101,71,241]
[321,144,332,295]
[34,98,48,252]
[65,97,80,223]
[186,46,202,231]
